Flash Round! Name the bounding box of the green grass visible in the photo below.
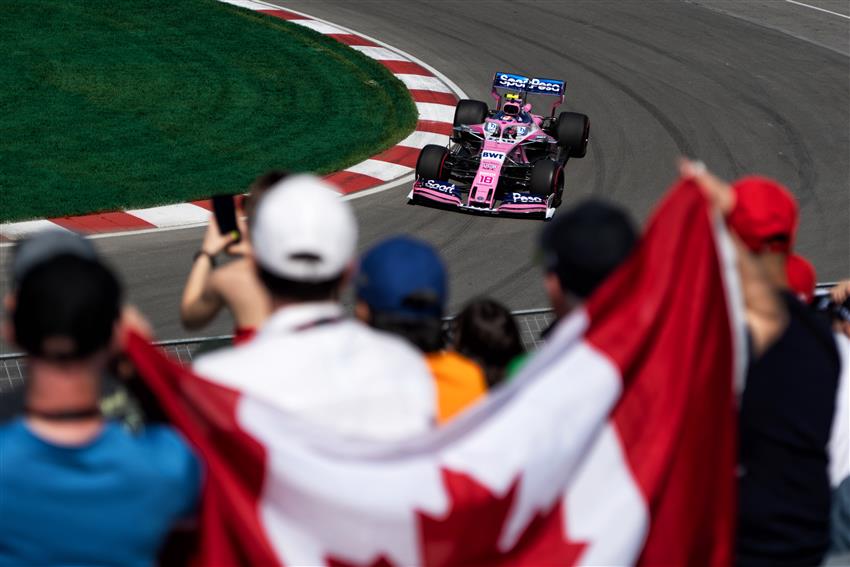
[0,0,418,222]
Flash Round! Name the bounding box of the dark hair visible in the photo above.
[541,199,637,298]
[243,170,291,226]
[257,266,343,303]
[13,254,122,360]
[452,298,524,388]
[369,312,445,353]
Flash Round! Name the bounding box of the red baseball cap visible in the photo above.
[728,176,798,254]
[786,253,816,303]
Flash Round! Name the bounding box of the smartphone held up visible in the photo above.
[212,194,241,244]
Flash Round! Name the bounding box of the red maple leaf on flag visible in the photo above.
[328,554,396,567]
[326,469,587,567]
[418,469,587,567]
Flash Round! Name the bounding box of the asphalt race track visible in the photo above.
[1,0,847,350]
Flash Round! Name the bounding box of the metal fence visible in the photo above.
[0,309,556,394]
[1,280,842,393]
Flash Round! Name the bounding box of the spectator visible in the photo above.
[451,298,524,388]
[180,171,288,344]
[1,231,100,420]
[1,232,144,427]
[721,175,841,567]
[355,236,487,423]
[0,232,200,566]
[539,198,638,320]
[193,176,435,440]
[501,199,640,380]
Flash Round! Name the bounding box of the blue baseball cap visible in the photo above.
[356,236,447,318]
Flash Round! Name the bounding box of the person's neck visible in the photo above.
[25,358,104,446]
[270,297,337,311]
[761,252,789,291]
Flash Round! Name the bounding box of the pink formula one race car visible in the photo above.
[408,72,589,220]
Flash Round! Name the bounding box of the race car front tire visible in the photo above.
[416,145,450,181]
[530,159,564,205]
[555,112,590,158]
[453,100,489,127]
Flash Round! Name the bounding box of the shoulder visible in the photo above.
[133,424,193,455]
[0,418,23,440]
[427,351,487,388]
[351,322,431,368]
[128,424,201,516]
[209,258,250,289]
[193,342,253,382]
[786,294,841,365]
[428,351,481,373]
[134,425,201,481]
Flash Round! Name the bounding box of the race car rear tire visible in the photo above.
[416,145,450,181]
[453,99,489,127]
[555,112,590,158]
[530,159,563,204]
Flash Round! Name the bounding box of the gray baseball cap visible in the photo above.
[11,230,98,288]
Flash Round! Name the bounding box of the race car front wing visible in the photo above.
[408,179,555,220]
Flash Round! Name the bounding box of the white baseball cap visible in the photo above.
[252,174,357,282]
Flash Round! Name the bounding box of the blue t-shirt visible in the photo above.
[0,419,201,566]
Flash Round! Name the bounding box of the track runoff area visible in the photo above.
[0,0,418,231]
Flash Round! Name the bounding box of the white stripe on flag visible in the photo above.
[712,212,749,396]
[415,102,455,123]
[394,74,454,93]
[240,399,449,566]
[565,424,649,564]
[290,19,348,35]
[443,336,623,552]
[237,309,627,566]
[345,160,412,181]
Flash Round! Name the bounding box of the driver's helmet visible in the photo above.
[502,92,523,117]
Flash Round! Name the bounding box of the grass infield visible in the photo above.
[0,1,418,222]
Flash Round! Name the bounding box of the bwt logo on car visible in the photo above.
[481,151,506,160]
[510,192,544,204]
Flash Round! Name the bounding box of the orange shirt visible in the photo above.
[426,351,487,424]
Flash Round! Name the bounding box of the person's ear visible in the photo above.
[2,293,15,346]
[354,301,370,324]
[543,272,570,318]
[340,260,358,289]
[114,304,154,352]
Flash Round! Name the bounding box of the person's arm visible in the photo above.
[680,159,788,357]
[180,217,237,330]
[831,280,850,304]
[830,280,850,338]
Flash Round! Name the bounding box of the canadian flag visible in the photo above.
[127,179,744,566]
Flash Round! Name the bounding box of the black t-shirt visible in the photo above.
[737,292,841,567]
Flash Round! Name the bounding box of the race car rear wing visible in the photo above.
[491,72,565,116]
